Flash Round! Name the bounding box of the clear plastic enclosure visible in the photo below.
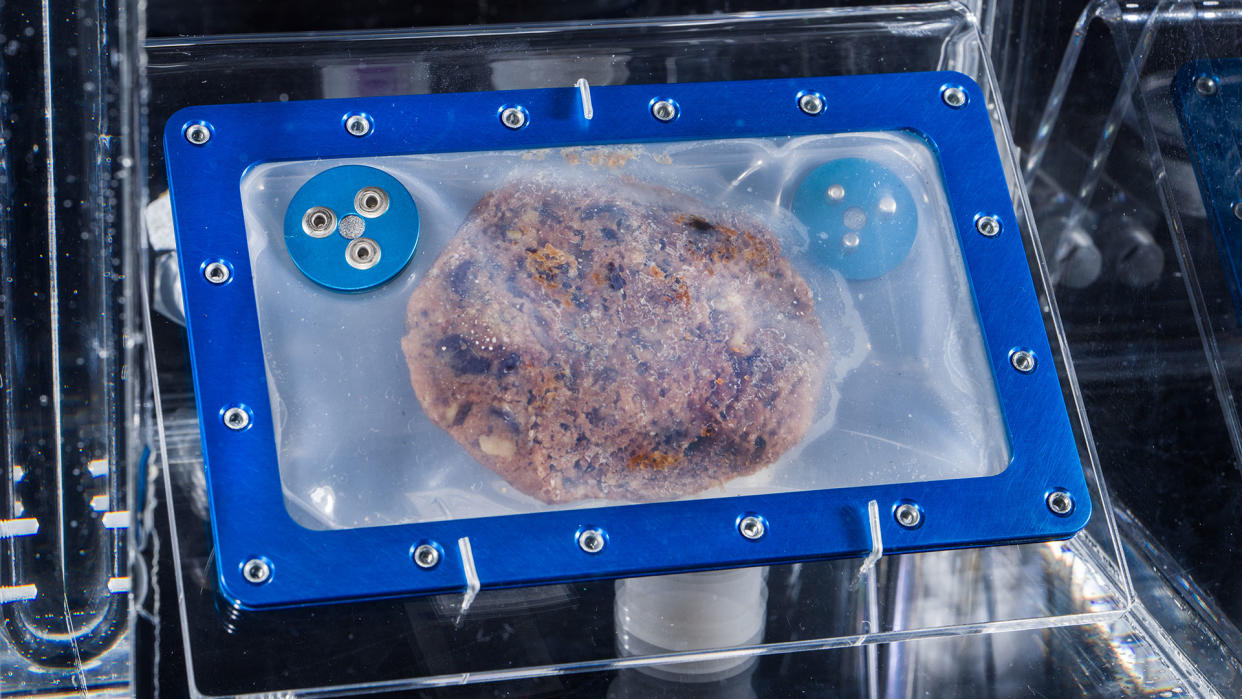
[145,6,1134,697]
[240,133,1008,530]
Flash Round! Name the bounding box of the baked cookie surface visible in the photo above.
[403,176,829,503]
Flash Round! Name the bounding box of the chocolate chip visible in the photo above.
[489,406,521,434]
[498,353,521,375]
[607,262,626,290]
[437,334,491,375]
[685,216,715,231]
[449,260,475,297]
[450,402,473,427]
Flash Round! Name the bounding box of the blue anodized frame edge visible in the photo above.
[164,72,1092,610]
[1173,59,1242,325]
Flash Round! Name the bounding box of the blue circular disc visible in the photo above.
[284,165,419,291]
[791,158,918,280]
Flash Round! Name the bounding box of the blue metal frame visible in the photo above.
[164,72,1091,610]
[1174,59,1242,324]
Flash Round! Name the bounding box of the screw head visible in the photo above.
[941,86,968,108]
[976,215,1001,237]
[798,92,825,116]
[651,99,678,122]
[738,515,766,540]
[1232,201,1242,221]
[223,406,251,431]
[242,558,271,584]
[413,543,441,569]
[184,123,211,145]
[1010,349,1037,374]
[344,114,372,137]
[1047,490,1074,516]
[203,261,231,285]
[1195,75,1220,96]
[894,503,922,529]
[577,527,606,554]
[500,106,528,130]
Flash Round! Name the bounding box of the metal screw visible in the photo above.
[413,544,440,569]
[203,261,231,285]
[651,99,678,122]
[798,92,825,116]
[894,503,922,528]
[223,407,250,431]
[1047,491,1074,516]
[345,238,381,270]
[302,206,337,238]
[1232,201,1242,221]
[500,106,527,130]
[1195,75,1220,97]
[976,215,1001,237]
[577,528,606,554]
[185,123,211,145]
[354,187,389,218]
[1010,349,1037,374]
[345,114,372,137]
[941,86,968,108]
[242,558,271,584]
[738,515,766,540]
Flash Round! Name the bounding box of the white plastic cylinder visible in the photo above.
[614,567,768,682]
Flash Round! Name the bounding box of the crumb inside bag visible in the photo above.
[402,175,829,503]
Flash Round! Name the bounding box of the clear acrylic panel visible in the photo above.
[0,0,142,693]
[145,5,1132,695]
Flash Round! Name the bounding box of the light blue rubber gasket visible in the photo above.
[283,165,419,291]
[792,158,918,280]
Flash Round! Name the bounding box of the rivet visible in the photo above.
[738,515,766,540]
[354,187,389,218]
[203,261,231,285]
[1047,490,1074,516]
[223,407,250,431]
[798,92,825,116]
[413,543,441,569]
[578,527,606,554]
[976,215,1001,237]
[242,558,270,584]
[1195,75,1220,97]
[1232,201,1242,221]
[302,206,337,238]
[651,99,678,122]
[345,237,381,270]
[895,503,922,528]
[344,114,372,137]
[941,86,968,108]
[500,106,528,130]
[1010,349,1037,374]
[184,123,211,145]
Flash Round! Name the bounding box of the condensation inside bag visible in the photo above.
[238,132,1009,530]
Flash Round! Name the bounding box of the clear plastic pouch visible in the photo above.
[239,130,1008,530]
